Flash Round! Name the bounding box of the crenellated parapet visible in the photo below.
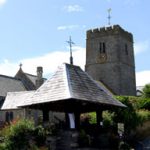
[87,25,133,42]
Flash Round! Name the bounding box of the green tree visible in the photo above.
[137,98,150,110]
[115,96,141,135]
[143,84,150,98]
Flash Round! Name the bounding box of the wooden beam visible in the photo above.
[75,112,80,130]
[43,109,49,122]
[96,110,103,126]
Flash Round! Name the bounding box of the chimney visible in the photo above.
[36,66,44,89]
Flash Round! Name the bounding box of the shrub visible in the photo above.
[115,96,142,134]
[143,84,150,98]
[2,119,35,150]
[81,111,115,127]
[0,119,46,150]
[137,98,150,110]
[137,109,150,122]
[103,111,115,127]
[33,125,46,147]
[88,112,96,124]
[0,143,6,150]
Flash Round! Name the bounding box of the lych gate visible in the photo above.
[20,63,125,129]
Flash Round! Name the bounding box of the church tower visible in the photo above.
[85,25,136,96]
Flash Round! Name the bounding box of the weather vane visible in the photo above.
[107,8,112,25]
[66,36,75,65]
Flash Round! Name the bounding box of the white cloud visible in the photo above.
[0,0,6,6]
[57,25,79,31]
[0,59,18,76]
[0,46,86,78]
[64,5,83,12]
[134,40,149,55]
[124,0,140,6]
[57,25,86,31]
[136,71,150,86]
[1,46,149,87]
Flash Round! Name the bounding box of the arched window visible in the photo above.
[99,43,102,53]
[99,42,106,53]
[125,44,128,55]
[103,43,106,53]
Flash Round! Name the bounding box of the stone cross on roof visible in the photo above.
[19,63,23,69]
[66,36,75,65]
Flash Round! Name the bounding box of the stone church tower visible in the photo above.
[85,25,136,96]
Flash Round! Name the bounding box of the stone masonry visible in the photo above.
[85,25,136,96]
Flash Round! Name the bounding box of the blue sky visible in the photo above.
[0,0,150,86]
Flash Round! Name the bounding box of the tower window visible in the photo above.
[103,43,106,53]
[99,43,102,53]
[99,42,106,53]
[125,44,128,55]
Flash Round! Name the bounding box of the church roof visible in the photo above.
[15,68,37,90]
[25,73,37,85]
[25,73,46,85]
[0,96,5,109]
[95,80,114,96]
[1,91,35,110]
[15,68,46,90]
[19,63,125,111]
[0,75,26,97]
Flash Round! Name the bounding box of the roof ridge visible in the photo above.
[85,72,112,94]
[83,71,126,107]
[25,72,47,81]
[64,64,72,98]
[7,90,35,95]
[0,74,21,81]
[84,71,115,97]
[25,72,37,77]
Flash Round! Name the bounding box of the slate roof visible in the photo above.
[95,81,114,97]
[25,73,37,85]
[0,75,26,97]
[26,73,46,85]
[19,63,125,111]
[15,68,36,90]
[0,96,5,108]
[1,91,35,110]
[15,68,46,90]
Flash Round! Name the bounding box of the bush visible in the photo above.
[103,111,115,127]
[88,112,97,124]
[137,98,150,110]
[33,125,46,147]
[0,119,46,150]
[0,143,6,150]
[0,119,34,150]
[81,111,115,127]
[143,84,150,98]
[115,96,142,134]
[137,109,150,122]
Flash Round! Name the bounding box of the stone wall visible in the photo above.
[85,25,136,96]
